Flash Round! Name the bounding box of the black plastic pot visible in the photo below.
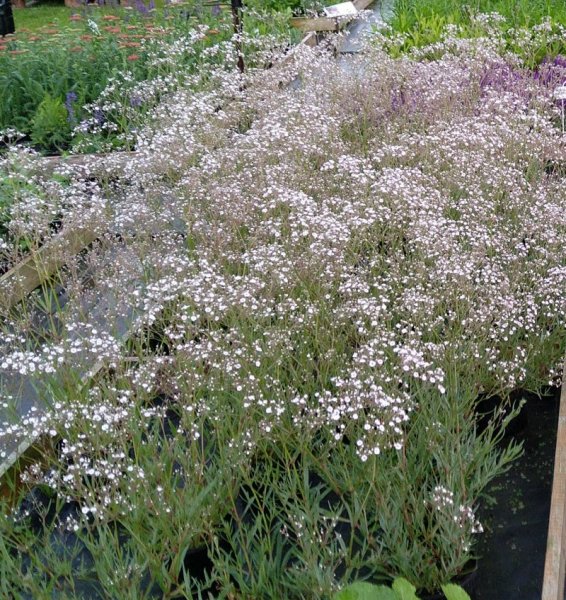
[0,0,15,37]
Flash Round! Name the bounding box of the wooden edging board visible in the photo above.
[290,0,374,32]
[37,151,136,178]
[0,219,99,310]
[0,357,117,504]
[542,357,566,600]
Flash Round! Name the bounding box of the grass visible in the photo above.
[13,4,70,31]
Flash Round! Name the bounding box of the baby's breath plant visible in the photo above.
[0,20,565,600]
[0,149,105,272]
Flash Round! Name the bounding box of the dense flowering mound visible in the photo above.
[0,24,565,597]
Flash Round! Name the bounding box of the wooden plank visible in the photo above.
[278,30,319,68]
[353,0,375,9]
[302,31,318,48]
[37,151,136,177]
[290,16,345,32]
[290,0,374,33]
[0,218,98,309]
[543,358,566,600]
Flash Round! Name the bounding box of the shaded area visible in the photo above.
[474,387,560,599]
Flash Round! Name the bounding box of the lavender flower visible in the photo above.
[129,94,143,108]
[135,0,149,16]
[64,91,78,125]
[534,54,566,88]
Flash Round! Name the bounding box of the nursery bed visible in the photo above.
[0,2,565,598]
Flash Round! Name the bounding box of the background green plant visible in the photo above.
[392,0,566,31]
[30,93,71,153]
[2,0,296,154]
[388,0,566,59]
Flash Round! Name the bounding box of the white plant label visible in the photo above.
[554,85,566,100]
[323,2,358,18]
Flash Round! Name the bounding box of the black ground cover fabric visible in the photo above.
[474,387,560,599]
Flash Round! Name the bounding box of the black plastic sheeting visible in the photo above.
[474,386,561,600]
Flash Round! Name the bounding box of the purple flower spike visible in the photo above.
[65,91,78,125]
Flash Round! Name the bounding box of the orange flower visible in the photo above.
[81,34,93,41]
[70,46,82,52]
[102,14,120,21]
[69,14,82,21]
[207,28,220,35]
[44,29,59,35]
[103,26,121,34]
[127,54,140,61]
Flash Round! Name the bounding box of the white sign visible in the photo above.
[323,2,358,18]
[554,85,566,100]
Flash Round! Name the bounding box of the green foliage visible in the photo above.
[335,578,470,600]
[1,2,296,155]
[30,93,71,153]
[386,0,566,68]
[388,0,566,59]
[391,0,566,31]
[336,581,397,599]
[392,577,420,600]
[246,0,328,12]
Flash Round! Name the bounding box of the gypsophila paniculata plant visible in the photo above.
[0,19,564,598]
